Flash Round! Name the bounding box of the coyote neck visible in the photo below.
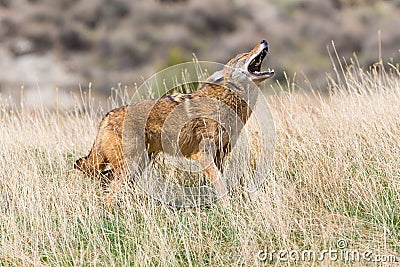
[195,82,252,124]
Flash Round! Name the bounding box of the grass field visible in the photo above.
[1,56,400,266]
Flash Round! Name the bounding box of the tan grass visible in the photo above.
[1,59,400,266]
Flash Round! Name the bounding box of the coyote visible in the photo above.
[75,40,274,207]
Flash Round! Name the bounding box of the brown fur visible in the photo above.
[75,41,273,207]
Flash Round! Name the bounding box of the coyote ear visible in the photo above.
[206,70,224,85]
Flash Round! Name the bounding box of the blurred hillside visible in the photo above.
[0,0,399,107]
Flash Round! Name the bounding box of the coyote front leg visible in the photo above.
[193,140,229,203]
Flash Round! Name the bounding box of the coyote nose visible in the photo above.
[260,39,268,50]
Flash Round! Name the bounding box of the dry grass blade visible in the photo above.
[1,54,400,266]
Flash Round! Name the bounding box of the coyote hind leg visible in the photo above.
[104,153,150,211]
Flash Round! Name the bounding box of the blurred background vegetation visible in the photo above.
[0,0,399,107]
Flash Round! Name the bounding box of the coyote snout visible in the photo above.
[75,40,274,208]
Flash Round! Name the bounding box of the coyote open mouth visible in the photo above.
[247,40,274,80]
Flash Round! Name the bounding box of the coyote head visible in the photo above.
[208,40,274,86]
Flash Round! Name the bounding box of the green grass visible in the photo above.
[1,58,400,266]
